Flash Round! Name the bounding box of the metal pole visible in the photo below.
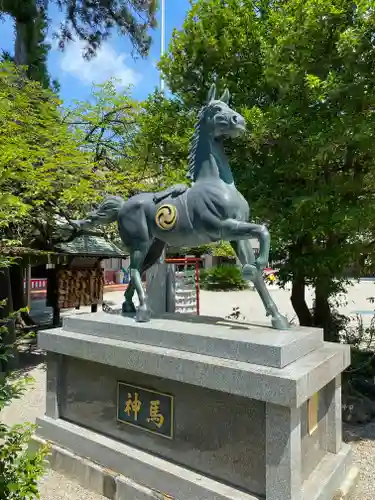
[25,263,31,310]
[160,0,165,93]
[160,0,166,263]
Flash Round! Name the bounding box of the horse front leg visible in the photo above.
[126,245,151,322]
[221,219,270,270]
[123,282,136,313]
[123,238,166,315]
[229,239,290,331]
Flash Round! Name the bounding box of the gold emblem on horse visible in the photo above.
[155,204,177,230]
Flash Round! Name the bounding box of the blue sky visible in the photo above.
[0,1,191,105]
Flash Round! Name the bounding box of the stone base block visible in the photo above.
[61,311,324,368]
[36,313,355,500]
[33,417,357,500]
[31,436,174,500]
[34,416,259,500]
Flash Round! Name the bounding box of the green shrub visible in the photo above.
[200,265,248,291]
[211,241,236,258]
[168,241,236,258]
[0,299,50,500]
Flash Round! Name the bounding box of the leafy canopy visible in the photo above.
[160,0,375,333]
[160,0,375,282]
[0,62,99,249]
[128,90,194,188]
[0,0,158,60]
[54,0,158,58]
[65,80,145,198]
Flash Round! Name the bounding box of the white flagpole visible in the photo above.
[160,0,166,93]
[160,0,166,263]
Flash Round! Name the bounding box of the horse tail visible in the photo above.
[86,195,125,226]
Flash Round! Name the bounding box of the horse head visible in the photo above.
[202,83,246,139]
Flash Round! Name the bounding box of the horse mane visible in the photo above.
[187,105,207,181]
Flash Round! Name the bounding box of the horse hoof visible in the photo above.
[122,301,136,314]
[135,306,151,323]
[271,314,290,330]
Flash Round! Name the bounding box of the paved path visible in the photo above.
[101,279,375,325]
[29,278,375,327]
[3,281,375,499]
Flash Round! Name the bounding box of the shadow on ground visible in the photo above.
[16,342,46,374]
[344,422,375,443]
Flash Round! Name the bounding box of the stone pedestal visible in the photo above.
[34,312,357,500]
[146,263,176,315]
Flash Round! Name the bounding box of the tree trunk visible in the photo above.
[289,235,314,327]
[10,263,26,311]
[10,263,36,326]
[14,20,29,66]
[291,276,313,326]
[12,1,51,86]
[0,268,18,371]
[314,278,337,342]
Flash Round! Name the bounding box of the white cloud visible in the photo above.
[59,39,141,89]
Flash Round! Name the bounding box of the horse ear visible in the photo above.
[220,88,230,104]
[207,83,216,102]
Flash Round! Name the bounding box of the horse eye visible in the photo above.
[214,107,222,112]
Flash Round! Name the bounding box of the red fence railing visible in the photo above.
[24,279,48,290]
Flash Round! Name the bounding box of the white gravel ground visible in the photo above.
[343,423,375,499]
[38,470,107,500]
[2,282,375,499]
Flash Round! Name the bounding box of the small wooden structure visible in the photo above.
[46,234,127,326]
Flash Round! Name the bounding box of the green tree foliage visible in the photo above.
[55,0,157,58]
[160,0,263,107]
[160,0,375,339]
[0,421,48,500]
[129,90,194,188]
[177,241,236,258]
[65,80,144,199]
[0,313,50,499]
[0,62,102,324]
[28,7,59,92]
[212,241,236,258]
[0,1,57,89]
[0,62,99,250]
[0,0,157,69]
[65,83,191,213]
[200,265,248,291]
[66,81,138,163]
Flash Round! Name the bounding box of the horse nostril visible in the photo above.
[232,115,238,124]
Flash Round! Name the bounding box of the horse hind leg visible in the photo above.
[122,285,136,313]
[122,239,166,314]
[124,244,150,322]
[117,199,152,319]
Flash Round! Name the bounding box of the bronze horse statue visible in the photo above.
[73,84,289,329]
